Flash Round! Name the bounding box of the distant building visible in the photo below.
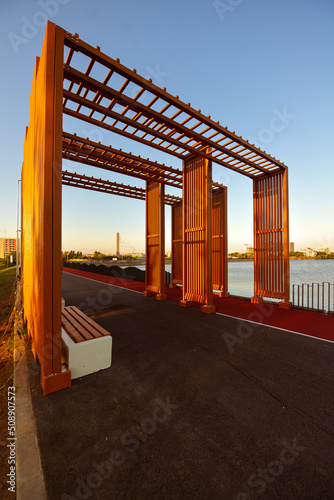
[0,238,17,259]
[116,232,120,258]
[289,242,294,253]
[246,246,254,254]
[319,247,330,255]
[304,248,317,258]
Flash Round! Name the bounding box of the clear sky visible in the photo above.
[0,0,333,254]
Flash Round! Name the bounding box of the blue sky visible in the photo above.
[0,0,333,254]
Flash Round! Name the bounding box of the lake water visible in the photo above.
[136,260,334,301]
[226,259,334,299]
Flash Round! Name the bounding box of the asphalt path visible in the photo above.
[27,272,334,499]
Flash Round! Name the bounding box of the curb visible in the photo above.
[15,316,46,498]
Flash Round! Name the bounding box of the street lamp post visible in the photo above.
[16,179,21,278]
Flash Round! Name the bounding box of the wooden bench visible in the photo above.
[61,306,112,380]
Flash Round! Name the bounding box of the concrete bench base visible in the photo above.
[61,328,112,380]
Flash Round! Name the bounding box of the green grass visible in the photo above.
[0,268,16,321]
[0,265,16,273]
[0,268,17,484]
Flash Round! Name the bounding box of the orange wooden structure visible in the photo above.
[171,185,228,298]
[212,187,229,297]
[21,23,71,394]
[144,181,167,300]
[61,170,181,206]
[252,171,290,305]
[180,154,214,313]
[21,22,291,394]
[171,203,183,286]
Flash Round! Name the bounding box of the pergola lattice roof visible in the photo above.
[63,31,286,181]
[20,22,291,397]
[62,132,183,188]
[62,170,181,205]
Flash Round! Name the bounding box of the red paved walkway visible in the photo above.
[63,267,334,343]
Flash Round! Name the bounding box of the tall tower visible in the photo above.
[116,232,120,258]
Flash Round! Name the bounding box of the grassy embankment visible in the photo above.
[0,267,17,393]
[0,268,18,499]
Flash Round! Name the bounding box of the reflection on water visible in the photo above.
[226,260,334,298]
[132,260,334,299]
[226,261,254,297]
[160,262,255,296]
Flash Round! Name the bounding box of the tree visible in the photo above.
[92,251,105,260]
[9,251,16,265]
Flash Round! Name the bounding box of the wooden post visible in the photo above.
[21,22,71,395]
[170,202,183,287]
[212,188,229,298]
[279,168,291,308]
[180,153,215,313]
[144,180,166,300]
[252,172,290,306]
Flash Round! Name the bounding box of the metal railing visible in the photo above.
[292,282,334,314]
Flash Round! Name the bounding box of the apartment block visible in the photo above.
[0,238,17,259]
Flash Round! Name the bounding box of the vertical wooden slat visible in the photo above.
[21,22,71,394]
[278,174,282,293]
[171,186,228,296]
[264,177,268,294]
[52,25,65,374]
[171,203,182,285]
[144,180,166,299]
[205,163,213,309]
[159,183,166,298]
[260,180,262,292]
[269,176,272,296]
[274,176,277,292]
[260,179,263,295]
[282,168,290,305]
[180,153,215,313]
[182,167,187,299]
[212,188,229,296]
[253,180,258,300]
[253,172,289,303]
[223,186,228,295]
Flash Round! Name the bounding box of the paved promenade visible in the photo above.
[27,272,334,499]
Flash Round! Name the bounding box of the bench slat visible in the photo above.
[64,307,103,339]
[61,314,86,343]
[62,308,95,341]
[70,306,111,338]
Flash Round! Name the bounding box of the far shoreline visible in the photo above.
[65,257,331,267]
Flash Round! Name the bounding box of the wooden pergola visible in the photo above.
[21,22,290,394]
